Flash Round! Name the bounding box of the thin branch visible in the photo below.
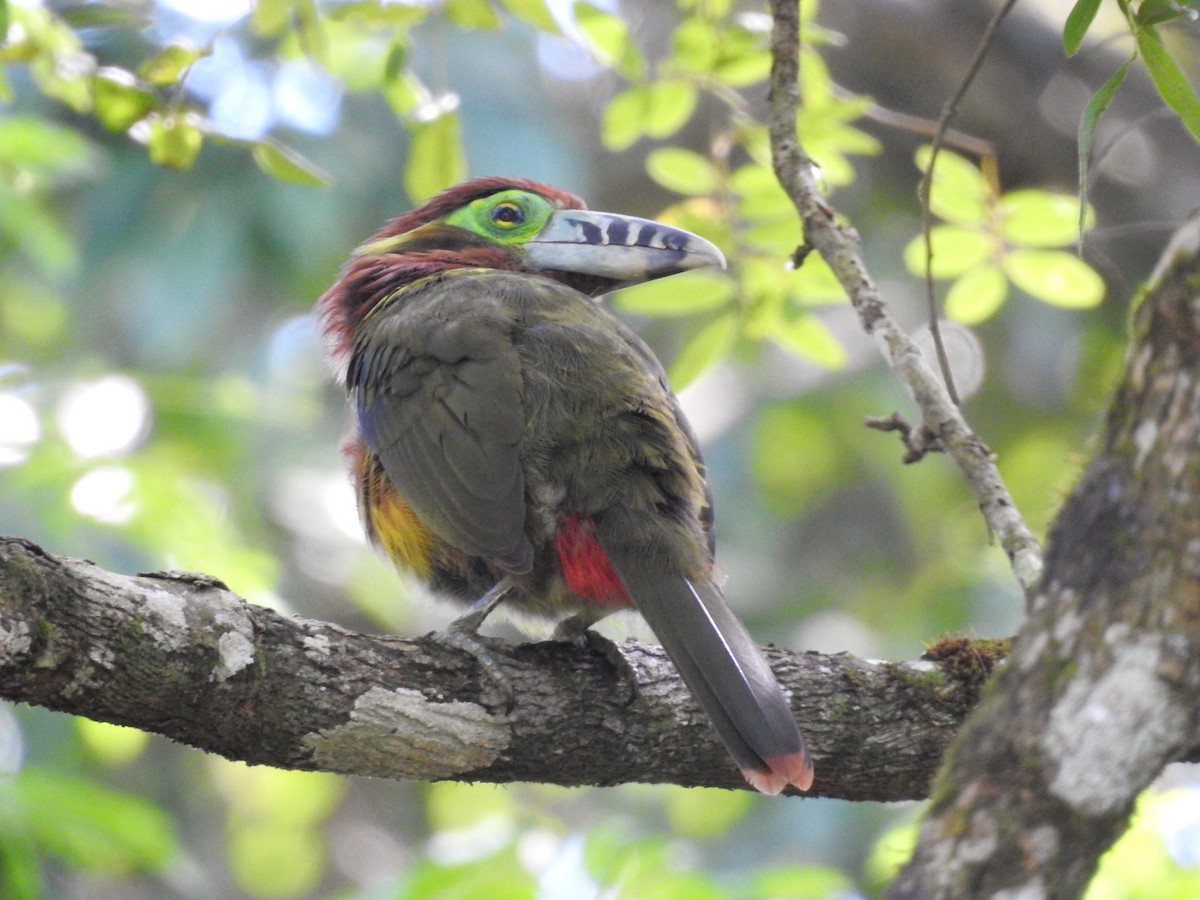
[917,0,1020,405]
[766,0,1044,598]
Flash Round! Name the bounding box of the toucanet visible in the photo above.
[316,176,813,793]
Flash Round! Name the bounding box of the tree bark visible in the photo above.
[890,216,1200,897]
[0,535,994,798]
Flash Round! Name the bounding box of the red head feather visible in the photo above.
[316,177,587,380]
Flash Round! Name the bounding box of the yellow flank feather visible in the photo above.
[360,455,435,580]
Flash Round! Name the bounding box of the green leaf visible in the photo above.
[916,146,990,225]
[445,0,501,29]
[92,68,156,132]
[0,188,78,276]
[404,111,466,203]
[5,767,176,874]
[613,269,735,316]
[773,312,846,368]
[643,79,697,139]
[944,264,1008,324]
[903,225,994,278]
[0,115,93,180]
[1078,57,1131,249]
[645,147,717,195]
[1063,0,1103,55]
[0,0,9,38]
[250,0,293,36]
[1136,24,1200,144]
[137,40,203,87]
[731,163,794,221]
[404,848,538,900]
[251,139,331,188]
[575,3,643,78]
[1137,0,1188,27]
[426,782,517,832]
[146,113,203,169]
[601,86,647,151]
[668,314,735,389]
[1005,249,1105,307]
[672,16,719,73]
[664,786,752,839]
[1000,189,1090,247]
[228,822,324,898]
[751,865,857,900]
[751,403,840,515]
[496,0,560,33]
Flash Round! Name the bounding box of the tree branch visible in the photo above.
[0,535,991,799]
[890,213,1200,897]
[767,0,1044,598]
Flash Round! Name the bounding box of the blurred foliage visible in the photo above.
[904,147,1105,324]
[0,0,1196,898]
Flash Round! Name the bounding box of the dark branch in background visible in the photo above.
[916,0,1020,404]
[0,536,993,799]
[766,0,1044,597]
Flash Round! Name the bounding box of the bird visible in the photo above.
[316,176,813,794]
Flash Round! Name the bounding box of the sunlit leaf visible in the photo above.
[1136,23,1200,144]
[668,314,736,389]
[773,312,846,368]
[445,0,501,29]
[137,41,203,87]
[0,188,78,276]
[916,146,990,225]
[902,225,993,278]
[0,115,93,180]
[404,848,537,900]
[751,865,857,899]
[1000,189,1091,247]
[1063,0,1102,56]
[646,147,718,195]
[228,822,324,898]
[251,139,331,188]
[496,0,560,33]
[643,79,697,139]
[664,786,751,839]
[426,782,517,832]
[575,3,643,78]
[404,112,466,203]
[251,0,293,36]
[715,48,770,86]
[1090,790,1200,898]
[145,113,203,169]
[76,719,149,766]
[1005,249,1105,307]
[789,253,846,304]
[944,264,1008,325]
[93,68,156,132]
[731,163,794,221]
[613,269,735,316]
[672,16,719,73]
[601,86,646,150]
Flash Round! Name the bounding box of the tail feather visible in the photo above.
[604,556,814,794]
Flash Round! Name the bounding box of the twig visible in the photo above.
[917,0,1020,405]
[766,0,1043,598]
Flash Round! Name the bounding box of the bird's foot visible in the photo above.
[430,581,517,713]
[553,616,639,706]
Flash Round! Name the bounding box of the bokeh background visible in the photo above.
[2,0,1199,897]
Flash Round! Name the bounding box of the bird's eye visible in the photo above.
[491,203,525,228]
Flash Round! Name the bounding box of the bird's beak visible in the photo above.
[522,208,726,284]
